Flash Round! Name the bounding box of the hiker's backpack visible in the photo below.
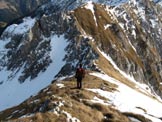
[75,68,85,78]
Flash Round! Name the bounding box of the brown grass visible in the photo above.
[0,1,9,9]
[123,112,152,122]
[0,74,153,122]
[74,3,144,74]
[0,1,16,11]
[0,3,159,122]
[0,22,7,28]
[74,3,162,102]
[0,74,123,122]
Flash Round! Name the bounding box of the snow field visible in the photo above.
[87,48,162,122]
[88,72,162,122]
[0,35,68,111]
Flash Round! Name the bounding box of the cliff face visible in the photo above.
[0,0,47,35]
[73,0,162,96]
[0,0,162,121]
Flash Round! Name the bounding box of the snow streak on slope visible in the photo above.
[87,48,162,122]
[4,17,36,36]
[98,48,161,99]
[88,72,162,122]
[0,35,68,111]
[104,0,128,6]
[158,1,162,6]
[84,1,98,26]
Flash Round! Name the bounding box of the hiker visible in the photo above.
[75,64,85,89]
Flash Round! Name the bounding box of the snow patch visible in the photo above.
[150,19,157,28]
[51,101,64,115]
[104,24,111,30]
[56,83,65,88]
[88,72,162,122]
[131,29,136,39]
[4,17,36,36]
[62,111,81,122]
[0,35,68,111]
[90,96,109,105]
[19,113,34,119]
[97,48,136,83]
[129,117,141,122]
[159,1,162,6]
[128,39,137,52]
[84,1,98,26]
[97,48,159,96]
[131,0,146,21]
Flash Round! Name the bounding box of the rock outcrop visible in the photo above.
[0,0,47,35]
[0,0,162,95]
[0,0,162,121]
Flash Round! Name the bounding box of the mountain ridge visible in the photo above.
[0,0,162,121]
[0,73,161,122]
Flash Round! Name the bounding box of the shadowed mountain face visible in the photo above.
[1,0,161,94]
[0,0,161,34]
[0,0,47,35]
[0,0,162,121]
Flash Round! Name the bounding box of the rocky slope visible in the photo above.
[0,0,162,121]
[0,74,156,122]
[0,0,47,35]
[0,0,161,34]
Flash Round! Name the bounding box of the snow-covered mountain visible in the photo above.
[0,0,47,35]
[0,0,161,34]
[0,0,162,121]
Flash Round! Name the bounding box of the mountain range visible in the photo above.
[0,0,162,122]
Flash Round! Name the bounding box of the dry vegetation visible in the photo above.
[73,3,146,82]
[0,1,16,11]
[0,22,7,28]
[0,74,150,122]
[73,3,162,100]
[0,1,9,9]
[0,2,160,122]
